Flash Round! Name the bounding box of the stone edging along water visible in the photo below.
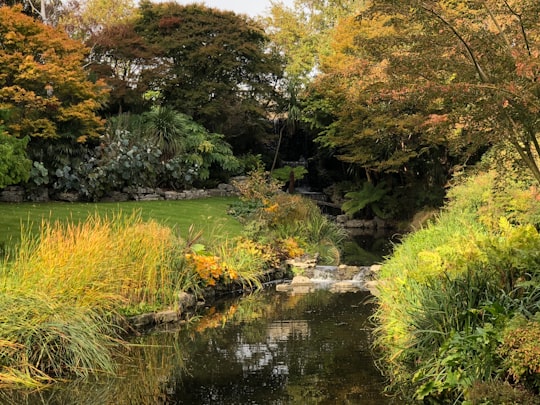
[126,260,381,330]
[126,266,292,330]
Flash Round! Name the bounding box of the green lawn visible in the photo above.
[0,197,243,248]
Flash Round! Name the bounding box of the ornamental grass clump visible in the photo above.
[4,212,191,312]
[0,211,198,387]
[0,292,119,388]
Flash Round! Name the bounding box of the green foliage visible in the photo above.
[0,292,119,385]
[28,161,49,186]
[373,167,540,402]
[342,181,394,219]
[271,165,308,184]
[135,2,284,152]
[42,109,240,200]
[47,127,162,200]
[138,108,240,188]
[0,131,31,188]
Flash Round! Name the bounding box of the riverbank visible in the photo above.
[0,172,348,388]
[373,170,540,403]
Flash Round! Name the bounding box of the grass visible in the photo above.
[0,197,248,388]
[0,190,339,388]
[0,197,243,250]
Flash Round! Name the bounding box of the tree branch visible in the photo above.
[482,1,511,50]
[503,0,531,56]
[420,3,490,83]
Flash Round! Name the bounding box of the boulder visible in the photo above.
[55,192,79,202]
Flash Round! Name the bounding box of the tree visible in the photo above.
[134,2,284,153]
[59,0,136,40]
[0,5,109,168]
[312,1,540,184]
[0,0,65,25]
[264,0,361,85]
[86,21,167,114]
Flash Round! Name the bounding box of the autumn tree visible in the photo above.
[0,5,108,170]
[59,0,136,40]
[312,1,540,185]
[0,0,65,25]
[134,1,284,153]
[264,0,361,84]
[86,22,167,114]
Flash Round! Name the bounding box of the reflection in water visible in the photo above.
[1,289,391,404]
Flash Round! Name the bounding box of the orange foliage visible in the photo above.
[0,6,108,141]
[184,253,224,286]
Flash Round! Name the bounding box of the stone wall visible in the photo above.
[0,183,238,203]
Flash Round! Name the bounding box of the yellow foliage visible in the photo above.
[3,213,185,310]
[184,253,224,286]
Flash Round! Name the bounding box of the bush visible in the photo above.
[0,131,31,188]
[230,166,346,264]
[498,318,540,390]
[465,381,538,405]
[373,167,540,402]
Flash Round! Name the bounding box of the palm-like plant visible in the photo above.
[342,181,393,219]
[142,106,187,161]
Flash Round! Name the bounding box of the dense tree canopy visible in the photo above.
[87,21,166,114]
[309,0,540,184]
[134,1,285,152]
[0,6,108,167]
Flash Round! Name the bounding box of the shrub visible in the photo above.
[240,191,346,265]
[498,319,540,390]
[465,381,538,405]
[0,131,31,188]
[231,164,282,204]
[373,167,540,402]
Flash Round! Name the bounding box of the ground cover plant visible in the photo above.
[373,159,540,403]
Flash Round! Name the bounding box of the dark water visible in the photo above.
[1,289,391,405]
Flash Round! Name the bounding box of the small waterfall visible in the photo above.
[278,265,378,294]
[352,266,373,282]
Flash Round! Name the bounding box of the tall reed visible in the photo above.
[3,211,190,312]
[0,211,194,387]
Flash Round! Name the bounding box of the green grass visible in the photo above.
[0,197,243,249]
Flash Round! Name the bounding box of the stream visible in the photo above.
[1,286,391,404]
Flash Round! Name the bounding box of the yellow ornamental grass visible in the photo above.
[4,213,186,311]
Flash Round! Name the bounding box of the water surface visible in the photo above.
[2,289,390,404]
